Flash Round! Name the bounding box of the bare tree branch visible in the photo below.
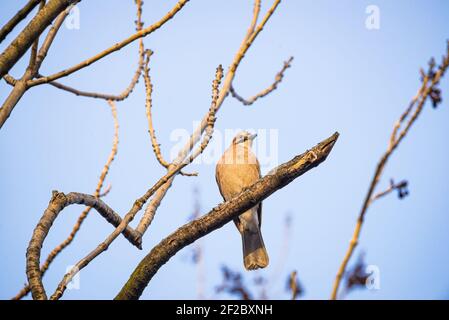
[330,42,449,300]
[0,4,72,129]
[27,0,190,86]
[115,132,339,300]
[31,0,146,101]
[369,179,409,205]
[230,56,293,106]
[245,0,261,40]
[0,0,79,79]
[27,1,46,71]
[141,49,197,176]
[0,0,42,44]
[143,49,170,169]
[22,0,291,300]
[135,64,224,234]
[13,99,119,300]
[3,2,146,101]
[44,65,224,300]
[135,0,285,237]
[26,191,143,300]
[1,0,146,131]
[98,184,112,197]
[184,65,223,164]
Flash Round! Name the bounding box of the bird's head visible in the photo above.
[232,131,257,147]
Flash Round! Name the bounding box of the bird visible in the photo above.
[215,131,269,270]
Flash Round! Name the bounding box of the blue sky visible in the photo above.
[1,0,449,300]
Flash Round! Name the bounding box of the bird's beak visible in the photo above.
[249,133,257,140]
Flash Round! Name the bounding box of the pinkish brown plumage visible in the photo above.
[215,131,269,270]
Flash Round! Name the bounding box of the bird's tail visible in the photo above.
[242,228,269,270]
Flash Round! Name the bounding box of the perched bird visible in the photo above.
[215,131,269,270]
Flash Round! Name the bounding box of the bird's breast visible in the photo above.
[216,145,261,200]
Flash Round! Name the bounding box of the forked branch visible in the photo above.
[115,132,339,300]
[230,56,293,106]
[27,0,190,86]
[0,0,79,78]
[13,99,120,300]
[26,191,143,299]
[330,42,449,300]
[0,0,42,44]
[44,65,224,301]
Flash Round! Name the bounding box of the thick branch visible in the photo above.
[115,132,339,300]
[0,5,71,129]
[136,0,283,237]
[26,0,285,300]
[13,100,119,300]
[26,191,142,300]
[0,77,30,129]
[33,3,73,72]
[174,0,282,162]
[47,65,224,300]
[0,0,42,44]
[369,179,408,205]
[141,50,195,175]
[27,1,46,71]
[0,0,78,79]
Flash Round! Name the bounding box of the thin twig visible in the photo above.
[0,0,79,79]
[0,0,42,44]
[143,49,170,168]
[99,184,112,198]
[13,100,119,300]
[25,0,288,300]
[44,65,223,300]
[27,0,190,86]
[0,4,72,129]
[244,0,261,41]
[115,132,339,300]
[230,56,293,106]
[215,266,252,300]
[185,65,223,164]
[34,3,73,73]
[31,0,146,101]
[26,191,143,300]
[331,43,449,300]
[135,0,285,237]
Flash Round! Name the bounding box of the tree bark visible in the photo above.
[0,0,42,44]
[115,132,339,300]
[26,191,142,300]
[0,0,78,79]
[0,71,32,129]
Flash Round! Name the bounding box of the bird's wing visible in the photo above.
[256,154,262,228]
